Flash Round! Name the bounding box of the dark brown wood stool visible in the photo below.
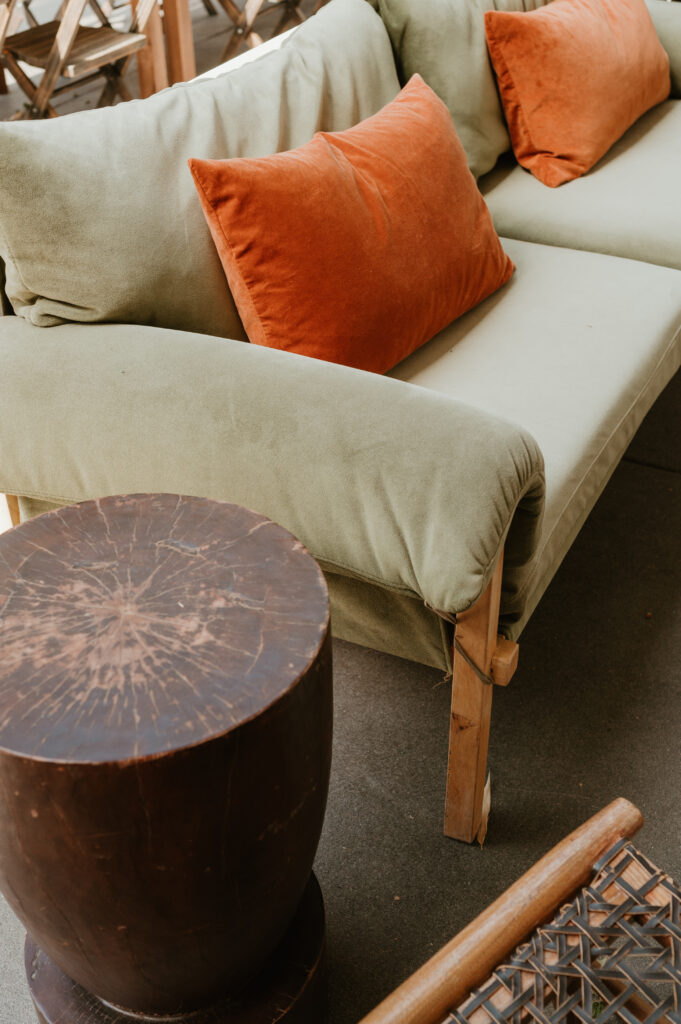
[0,494,332,1024]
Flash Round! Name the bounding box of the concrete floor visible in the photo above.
[1,372,679,1022]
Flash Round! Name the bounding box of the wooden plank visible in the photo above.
[444,556,503,843]
[27,0,88,113]
[357,799,644,1024]
[490,635,519,687]
[9,24,146,75]
[162,0,195,85]
[130,0,167,96]
[145,2,168,92]
[4,495,20,527]
[0,0,21,43]
[3,49,59,115]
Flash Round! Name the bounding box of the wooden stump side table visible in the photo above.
[0,494,332,1023]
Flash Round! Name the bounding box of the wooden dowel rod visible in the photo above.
[358,798,643,1024]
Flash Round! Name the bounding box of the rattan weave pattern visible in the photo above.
[449,840,681,1024]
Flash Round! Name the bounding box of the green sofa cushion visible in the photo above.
[481,100,681,271]
[390,238,681,639]
[373,0,550,179]
[0,0,399,337]
[0,316,544,633]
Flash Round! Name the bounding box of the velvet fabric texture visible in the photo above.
[484,0,671,187]
[188,75,514,373]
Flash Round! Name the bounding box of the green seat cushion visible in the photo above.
[481,100,681,270]
[390,238,681,638]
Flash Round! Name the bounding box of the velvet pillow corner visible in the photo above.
[484,0,670,188]
[188,74,514,374]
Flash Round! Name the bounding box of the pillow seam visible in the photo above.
[486,21,541,171]
[192,170,277,351]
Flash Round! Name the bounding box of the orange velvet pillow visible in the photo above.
[484,0,670,188]
[188,75,513,374]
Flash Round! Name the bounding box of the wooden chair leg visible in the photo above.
[444,556,505,843]
[3,51,59,116]
[271,2,304,36]
[130,0,167,98]
[0,0,21,95]
[5,495,20,527]
[29,0,88,116]
[220,0,266,61]
[162,0,196,83]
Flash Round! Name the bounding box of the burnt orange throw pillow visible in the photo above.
[484,0,670,188]
[188,75,513,373]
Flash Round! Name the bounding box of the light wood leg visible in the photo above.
[444,556,503,843]
[162,0,195,85]
[5,495,20,527]
[132,0,168,97]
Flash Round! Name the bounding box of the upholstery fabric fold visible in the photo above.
[0,317,545,629]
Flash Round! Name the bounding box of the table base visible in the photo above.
[26,873,326,1024]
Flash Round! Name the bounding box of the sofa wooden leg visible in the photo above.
[444,556,514,843]
[4,494,20,527]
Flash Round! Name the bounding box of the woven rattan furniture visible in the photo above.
[0,493,332,1023]
[360,799,680,1024]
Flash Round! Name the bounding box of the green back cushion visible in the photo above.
[374,0,550,178]
[0,0,399,337]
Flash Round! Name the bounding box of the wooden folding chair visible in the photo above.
[217,0,329,63]
[1,0,158,118]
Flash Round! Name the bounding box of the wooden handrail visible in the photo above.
[358,798,644,1024]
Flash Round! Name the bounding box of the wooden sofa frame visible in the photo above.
[4,491,514,844]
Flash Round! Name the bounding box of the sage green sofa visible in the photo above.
[1,0,680,842]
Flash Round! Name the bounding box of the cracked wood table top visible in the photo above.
[0,493,329,763]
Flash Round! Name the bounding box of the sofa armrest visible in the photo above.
[647,0,681,97]
[0,317,544,619]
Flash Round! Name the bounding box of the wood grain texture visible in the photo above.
[0,494,332,1016]
[4,494,20,527]
[444,557,503,843]
[26,872,327,1024]
[0,493,329,761]
[162,0,195,83]
[358,799,644,1024]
